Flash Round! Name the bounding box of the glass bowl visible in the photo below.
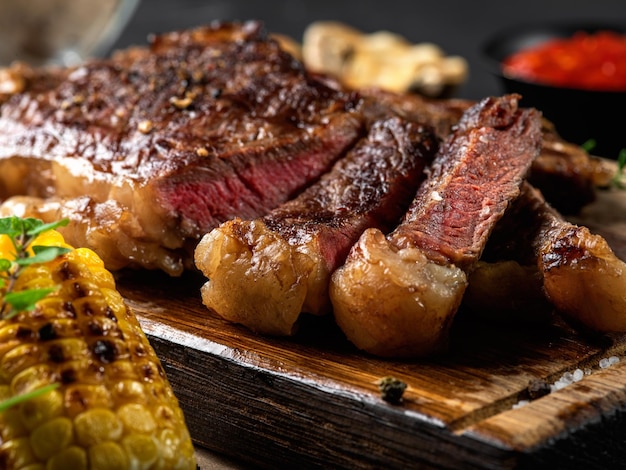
[0,0,139,67]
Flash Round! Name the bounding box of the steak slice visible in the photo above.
[360,87,613,214]
[480,182,626,332]
[0,21,363,275]
[330,94,543,357]
[194,116,439,335]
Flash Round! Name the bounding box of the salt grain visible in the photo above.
[550,368,586,392]
[512,400,529,409]
[599,356,620,369]
[517,357,622,409]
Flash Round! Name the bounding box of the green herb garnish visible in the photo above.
[611,148,626,190]
[0,216,70,412]
[581,138,597,153]
[0,383,60,413]
[0,216,70,319]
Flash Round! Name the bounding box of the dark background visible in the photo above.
[110,0,626,101]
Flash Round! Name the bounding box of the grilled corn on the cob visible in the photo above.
[0,227,196,469]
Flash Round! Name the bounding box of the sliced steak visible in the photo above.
[360,87,610,214]
[330,94,543,357]
[482,182,626,332]
[194,116,439,335]
[391,94,543,268]
[0,21,363,275]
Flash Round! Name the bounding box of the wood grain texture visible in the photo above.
[117,187,626,469]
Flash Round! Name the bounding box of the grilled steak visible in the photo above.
[481,181,626,332]
[0,21,363,275]
[360,87,611,214]
[391,94,543,268]
[194,116,439,335]
[330,94,543,357]
[0,20,606,277]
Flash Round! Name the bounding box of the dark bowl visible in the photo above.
[482,21,626,158]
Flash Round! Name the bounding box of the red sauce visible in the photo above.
[502,30,626,91]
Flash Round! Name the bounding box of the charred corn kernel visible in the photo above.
[0,228,196,469]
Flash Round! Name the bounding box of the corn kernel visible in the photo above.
[11,364,53,395]
[89,441,129,470]
[32,297,77,321]
[0,402,28,442]
[122,434,159,469]
[0,227,197,468]
[117,403,156,434]
[13,265,53,290]
[100,288,128,316]
[111,379,146,404]
[64,385,112,418]
[74,408,123,446]
[0,436,37,468]
[20,464,45,470]
[30,416,73,460]
[1,343,42,383]
[31,230,68,250]
[66,247,105,268]
[157,427,181,462]
[0,324,30,357]
[0,233,15,256]
[18,389,64,431]
[46,445,87,470]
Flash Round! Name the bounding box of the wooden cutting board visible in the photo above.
[117,186,626,469]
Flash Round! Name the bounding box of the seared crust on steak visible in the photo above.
[0,20,610,278]
[360,87,613,214]
[391,95,543,269]
[330,95,543,357]
[485,182,626,332]
[0,21,364,275]
[194,116,439,335]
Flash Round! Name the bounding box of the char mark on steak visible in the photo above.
[194,116,439,335]
[0,21,364,275]
[330,94,543,357]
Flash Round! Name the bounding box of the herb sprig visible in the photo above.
[0,383,60,413]
[611,149,626,189]
[0,216,70,412]
[0,216,70,319]
[581,139,626,190]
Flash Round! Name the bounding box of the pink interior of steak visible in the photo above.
[262,116,439,270]
[390,95,543,268]
[0,20,364,242]
[154,111,363,237]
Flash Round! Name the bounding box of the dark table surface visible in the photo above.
[110,0,626,101]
